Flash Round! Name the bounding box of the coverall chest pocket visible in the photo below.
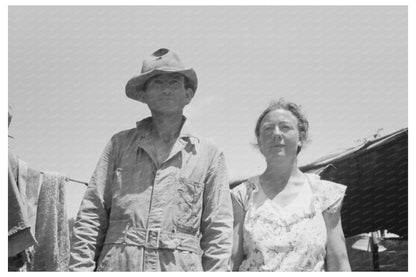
[112,166,143,197]
[173,177,204,234]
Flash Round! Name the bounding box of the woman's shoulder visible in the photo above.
[305,173,346,192]
[231,176,259,211]
[305,173,347,213]
[232,175,259,193]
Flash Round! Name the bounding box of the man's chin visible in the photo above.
[151,107,184,115]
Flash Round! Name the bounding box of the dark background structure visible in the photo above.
[300,128,408,239]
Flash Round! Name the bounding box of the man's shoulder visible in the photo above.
[193,135,223,153]
[108,126,145,148]
[111,127,138,140]
[194,135,215,146]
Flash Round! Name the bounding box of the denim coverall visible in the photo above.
[69,117,233,271]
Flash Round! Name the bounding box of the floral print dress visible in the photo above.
[231,173,346,271]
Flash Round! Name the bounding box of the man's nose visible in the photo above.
[161,85,172,94]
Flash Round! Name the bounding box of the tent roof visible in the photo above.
[300,128,408,172]
[301,128,408,238]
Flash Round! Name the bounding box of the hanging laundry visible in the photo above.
[8,107,34,271]
[16,158,43,237]
[28,172,70,271]
[8,154,37,258]
[8,151,71,271]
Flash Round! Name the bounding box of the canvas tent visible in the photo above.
[300,128,408,238]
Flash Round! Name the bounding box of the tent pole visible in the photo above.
[370,232,380,271]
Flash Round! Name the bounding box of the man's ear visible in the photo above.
[137,90,147,103]
[184,88,194,104]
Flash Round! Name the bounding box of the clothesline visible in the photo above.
[67,178,88,186]
[39,171,88,186]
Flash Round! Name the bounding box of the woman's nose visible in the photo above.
[272,128,283,138]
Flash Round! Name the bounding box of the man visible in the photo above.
[69,48,233,271]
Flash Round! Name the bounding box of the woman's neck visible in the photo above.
[260,157,304,190]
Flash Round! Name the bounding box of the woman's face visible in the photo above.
[258,108,301,160]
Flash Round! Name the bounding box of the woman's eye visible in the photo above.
[280,126,290,132]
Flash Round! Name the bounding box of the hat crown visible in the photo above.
[141,48,187,74]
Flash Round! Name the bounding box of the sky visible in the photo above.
[7,5,408,219]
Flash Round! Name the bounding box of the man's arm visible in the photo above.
[199,152,233,271]
[69,138,116,271]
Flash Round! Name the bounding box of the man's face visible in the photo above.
[142,73,193,114]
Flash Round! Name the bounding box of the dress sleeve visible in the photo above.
[319,180,347,214]
[231,182,250,212]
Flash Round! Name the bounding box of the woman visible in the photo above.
[231,99,351,271]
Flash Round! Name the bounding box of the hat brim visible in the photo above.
[125,68,198,102]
